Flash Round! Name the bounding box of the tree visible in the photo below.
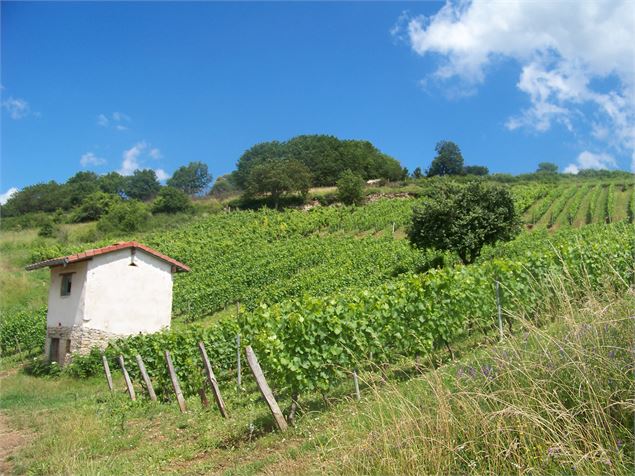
[71,191,120,222]
[0,181,66,216]
[209,174,240,198]
[152,187,194,214]
[245,158,312,209]
[427,141,465,177]
[64,171,100,208]
[412,167,423,179]
[97,200,150,233]
[99,172,126,196]
[408,182,520,264]
[123,169,161,200]
[235,135,403,187]
[167,162,213,195]
[536,162,558,174]
[464,165,489,176]
[336,170,365,205]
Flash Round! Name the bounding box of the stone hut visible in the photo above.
[26,241,190,365]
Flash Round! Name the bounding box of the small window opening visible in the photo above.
[61,273,73,296]
[65,339,71,354]
[129,248,137,267]
[49,338,60,363]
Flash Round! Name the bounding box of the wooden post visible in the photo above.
[135,354,157,401]
[236,333,242,390]
[198,388,209,408]
[102,354,114,393]
[164,350,187,413]
[118,355,136,401]
[198,342,228,418]
[353,370,361,402]
[496,280,504,340]
[244,346,287,431]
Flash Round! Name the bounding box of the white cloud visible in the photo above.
[97,114,109,127]
[400,0,635,168]
[119,141,167,178]
[120,141,147,175]
[2,97,30,119]
[149,148,162,159]
[0,187,18,205]
[98,112,131,131]
[80,152,107,168]
[155,169,170,181]
[564,150,617,174]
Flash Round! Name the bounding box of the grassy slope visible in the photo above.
[1,288,632,475]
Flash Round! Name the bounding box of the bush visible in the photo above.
[71,191,120,223]
[151,187,194,214]
[409,181,520,264]
[97,200,150,233]
[38,219,57,237]
[336,170,365,205]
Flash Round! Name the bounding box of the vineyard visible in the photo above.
[65,221,634,410]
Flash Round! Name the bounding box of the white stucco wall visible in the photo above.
[82,248,174,335]
[46,261,88,328]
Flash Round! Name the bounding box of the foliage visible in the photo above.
[606,183,616,223]
[97,200,151,233]
[463,165,489,176]
[70,191,120,223]
[234,134,403,187]
[209,174,241,198]
[412,167,423,179]
[151,187,194,214]
[336,170,365,205]
[408,182,520,264]
[427,141,464,177]
[167,161,212,196]
[546,186,577,227]
[38,219,58,238]
[0,307,47,356]
[245,158,312,208]
[537,162,559,174]
[123,169,161,201]
[67,223,634,401]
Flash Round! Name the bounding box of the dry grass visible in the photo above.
[321,291,634,475]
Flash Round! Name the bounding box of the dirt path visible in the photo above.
[0,412,30,475]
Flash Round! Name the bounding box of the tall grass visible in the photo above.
[326,286,634,475]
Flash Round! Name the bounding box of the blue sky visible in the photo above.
[2,1,633,199]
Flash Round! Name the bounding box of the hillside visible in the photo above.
[0,176,634,474]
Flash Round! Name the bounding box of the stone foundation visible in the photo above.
[46,326,124,365]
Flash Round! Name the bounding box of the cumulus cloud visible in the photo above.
[0,187,18,205]
[119,142,166,178]
[2,96,31,119]
[400,0,635,168]
[98,112,131,131]
[563,151,617,174]
[155,169,170,181]
[80,152,107,168]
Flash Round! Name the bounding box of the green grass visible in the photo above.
[1,286,632,475]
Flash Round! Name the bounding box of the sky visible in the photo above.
[2,1,634,202]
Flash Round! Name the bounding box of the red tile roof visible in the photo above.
[25,241,190,273]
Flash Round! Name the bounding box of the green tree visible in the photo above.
[64,171,100,208]
[71,191,120,222]
[536,162,559,174]
[246,158,312,209]
[152,187,194,214]
[167,161,213,195]
[99,172,126,196]
[97,200,150,233]
[412,167,423,179]
[336,170,365,205]
[123,169,161,200]
[209,174,240,198]
[427,141,465,177]
[0,181,66,216]
[464,165,489,176]
[235,135,403,187]
[408,182,520,264]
